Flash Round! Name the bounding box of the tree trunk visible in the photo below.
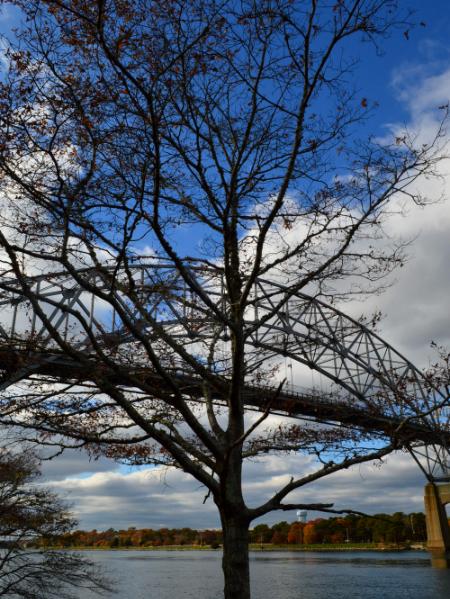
[221,514,251,599]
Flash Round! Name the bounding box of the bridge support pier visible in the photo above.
[424,483,450,568]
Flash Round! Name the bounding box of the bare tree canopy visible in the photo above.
[0,1,448,598]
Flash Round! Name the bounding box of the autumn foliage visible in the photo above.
[41,512,428,549]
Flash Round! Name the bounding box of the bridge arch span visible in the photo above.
[0,260,448,480]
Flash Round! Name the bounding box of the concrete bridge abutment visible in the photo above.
[424,483,450,568]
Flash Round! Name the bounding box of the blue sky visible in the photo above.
[1,1,449,128]
[337,1,450,135]
[1,1,450,530]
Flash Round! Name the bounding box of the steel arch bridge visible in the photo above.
[0,257,448,483]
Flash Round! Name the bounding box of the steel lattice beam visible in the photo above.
[0,258,448,480]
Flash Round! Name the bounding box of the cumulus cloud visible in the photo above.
[40,448,117,482]
[45,450,425,530]
[48,464,220,530]
[343,67,450,367]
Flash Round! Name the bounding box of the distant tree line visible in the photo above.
[37,512,432,549]
[38,526,222,549]
[251,513,428,546]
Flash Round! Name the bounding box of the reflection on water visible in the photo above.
[77,550,450,599]
[252,554,430,567]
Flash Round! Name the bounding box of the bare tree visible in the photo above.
[0,1,447,598]
[0,449,111,598]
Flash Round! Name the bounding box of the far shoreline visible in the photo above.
[46,543,427,553]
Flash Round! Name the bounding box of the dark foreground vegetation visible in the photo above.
[0,451,110,598]
[37,512,432,550]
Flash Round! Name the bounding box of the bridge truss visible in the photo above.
[0,258,448,481]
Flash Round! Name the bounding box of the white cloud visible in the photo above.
[45,450,425,530]
[342,68,450,367]
[48,464,220,530]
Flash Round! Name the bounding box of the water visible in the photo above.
[78,550,450,599]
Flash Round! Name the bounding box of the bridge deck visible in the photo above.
[1,347,446,446]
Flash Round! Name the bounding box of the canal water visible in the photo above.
[78,550,450,599]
